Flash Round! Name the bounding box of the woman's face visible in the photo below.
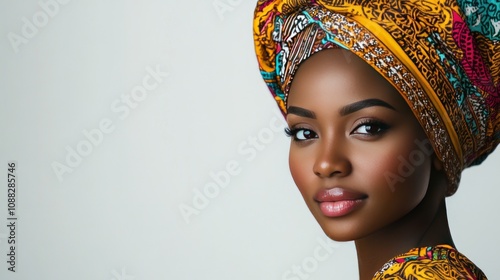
[286,49,433,241]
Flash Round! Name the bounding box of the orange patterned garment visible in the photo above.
[373,245,487,279]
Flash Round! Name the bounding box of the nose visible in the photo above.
[312,138,351,178]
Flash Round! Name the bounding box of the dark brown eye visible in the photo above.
[285,127,318,141]
[352,121,389,135]
[296,129,316,140]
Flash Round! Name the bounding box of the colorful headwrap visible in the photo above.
[253,0,500,195]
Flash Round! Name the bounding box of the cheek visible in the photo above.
[288,148,314,196]
[354,137,432,200]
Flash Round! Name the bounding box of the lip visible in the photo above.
[315,187,367,217]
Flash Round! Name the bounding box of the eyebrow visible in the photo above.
[287,98,396,119]
[287,106,316,118]
[339,98,396,116]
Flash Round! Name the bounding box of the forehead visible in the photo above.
[287,49,406,110]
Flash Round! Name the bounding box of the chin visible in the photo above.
[312,212,367,242]
[322,227,365,242]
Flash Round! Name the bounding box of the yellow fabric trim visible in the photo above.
[352,15,463,162]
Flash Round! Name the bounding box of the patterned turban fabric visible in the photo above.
[253,0,500,195]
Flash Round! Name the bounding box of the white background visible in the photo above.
[0,1,498,279]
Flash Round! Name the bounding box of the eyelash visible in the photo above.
[285,119,390,141]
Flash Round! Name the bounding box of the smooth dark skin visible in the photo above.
[286,49,455,279]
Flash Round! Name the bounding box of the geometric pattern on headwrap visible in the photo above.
[253,0,500,196]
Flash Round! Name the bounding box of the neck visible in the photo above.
[354,173,454,280]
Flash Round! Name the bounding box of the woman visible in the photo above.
[253,0,499,279]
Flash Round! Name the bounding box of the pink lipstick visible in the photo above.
[315,187,367,217]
